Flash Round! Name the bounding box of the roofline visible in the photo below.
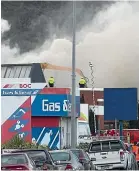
[79,88,104,91]
[1,63,33,67]
[1,62,86,78]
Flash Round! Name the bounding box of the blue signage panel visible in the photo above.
[31,94,80,117]
[104,88,138,121]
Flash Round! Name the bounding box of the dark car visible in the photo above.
[50,149,84,170]
[71,149,95,170]
[1,153,37,170]
[10,149,59,170]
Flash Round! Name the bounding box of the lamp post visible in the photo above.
[71,0,77,148]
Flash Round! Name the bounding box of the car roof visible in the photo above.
[91,139,120,143]
[70,149,83,151]
[2,152,27,156]
[11,149,47,152]
[50,149,71,153]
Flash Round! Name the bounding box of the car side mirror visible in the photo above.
[91,158,96,161]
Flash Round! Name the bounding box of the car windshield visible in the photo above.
[50,152,70,161]
[1,154,27,165]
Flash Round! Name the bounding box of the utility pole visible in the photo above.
[71,0,77,148]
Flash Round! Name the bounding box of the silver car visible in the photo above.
[50,149,84,170]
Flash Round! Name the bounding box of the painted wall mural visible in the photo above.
[1,97,31,143]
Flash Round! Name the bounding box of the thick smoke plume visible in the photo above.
[1,2,139,90]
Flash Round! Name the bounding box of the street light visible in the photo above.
[71,0,77,148]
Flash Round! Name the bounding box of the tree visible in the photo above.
[123,121,129,129]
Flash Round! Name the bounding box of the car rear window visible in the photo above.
[110,141,122,150]
[1,154,27,165]
[89,141,123,152]
[90,142,101,152]
[50,152,70,161]
[25,151,47,161]
[102,141,109,151]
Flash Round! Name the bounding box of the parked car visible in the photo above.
[10,149,59,170]
[87,139,131,170]
[70,149,95,170]
[50,149,84,170]
[1,153,37,170]
[125,143,138,170]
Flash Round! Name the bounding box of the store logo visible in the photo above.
[42,99,60,112]
[19,84,31,88]
[3,84,15,88]
[42,99,72,112]
[63,100,71,112]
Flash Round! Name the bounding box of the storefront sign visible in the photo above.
[31,94,80,117]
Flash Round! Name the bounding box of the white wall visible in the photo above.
[90,105,104,115]
[1,78,31,85]
[1,96,29,124]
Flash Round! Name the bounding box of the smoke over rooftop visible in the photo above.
[1,1,139,90]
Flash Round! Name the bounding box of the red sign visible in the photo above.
[19,84,31,88]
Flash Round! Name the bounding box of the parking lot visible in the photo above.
[1,138,139,170]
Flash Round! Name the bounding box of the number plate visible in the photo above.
[101,165,110,169]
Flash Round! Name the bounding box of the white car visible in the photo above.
[87,139,130,170]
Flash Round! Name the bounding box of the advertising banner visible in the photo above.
[1,83,46,96]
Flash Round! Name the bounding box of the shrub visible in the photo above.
[2,135,49,150]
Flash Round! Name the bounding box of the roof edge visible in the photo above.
[79,88,104,91]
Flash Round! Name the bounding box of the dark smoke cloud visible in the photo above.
[1,1,139,94]
[1,1,113,53]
